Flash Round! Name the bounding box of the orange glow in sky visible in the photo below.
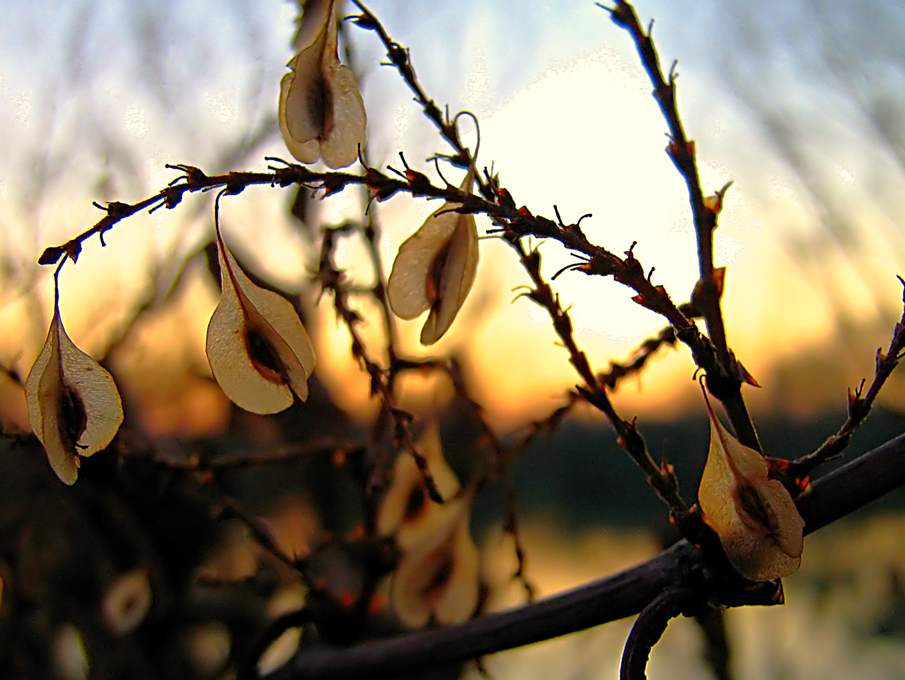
[1,4,903,440]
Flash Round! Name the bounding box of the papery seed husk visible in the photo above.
[387,172,478,345]
[377,425,462,550]
[28,317,79,484]
[206,233,315,414]
[317,64,367,169]
[698,394,804,581]
[102,568,153,637]
[25,311,123,485]
[279,71,321,164]
[391,496,478,628]
[284,25,332,144]
[279,0,364,169]
[420,213,478,345]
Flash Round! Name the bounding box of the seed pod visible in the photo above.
[279,0,367,169]
[698,392,804,582]
[25,308,123,485]
[206,227,316,414]
[101,568,152,637]
[387,172,478,345]
[391,494,479,628]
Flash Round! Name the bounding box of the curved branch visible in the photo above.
[264,540,694,680]
[263,432,905,680]
[620,588,696,680]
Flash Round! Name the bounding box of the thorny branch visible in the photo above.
[787,283,905,480]
[344,5,702,519]
[603,0,762,453]
[316,226,444,502]
[39,162,726,397]
[599,323,680,390]
[510,237,690,519]
[349,1,475,172]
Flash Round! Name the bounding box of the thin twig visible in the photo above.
[209,484,299,573]
[599,325,678,390]
[130,435,352,470]
[316,228,444,502]
[512,238,690,519]
[350,1,475,171]
[602,0,760,451]
[788,289,905,478]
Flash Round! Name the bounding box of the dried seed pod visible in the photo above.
[376,423,479,627]
[377,423,461,551]
[25,308,123,485]
[101,568,152,637]
[206,226,316,414]
[391,494,479,628]
[279,0,367,169]
[698,392,804,582]
[387,172,478,345]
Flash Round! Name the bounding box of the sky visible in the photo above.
[1,0,905,433]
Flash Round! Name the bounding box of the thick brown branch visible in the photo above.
[262,431,905,680]
[796,431,905,533]
[263,540,692,680]
[620,588,696,680]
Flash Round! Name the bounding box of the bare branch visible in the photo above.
[788,287,905,478]
[603,1,761,452]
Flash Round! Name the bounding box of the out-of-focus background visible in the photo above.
[3,1,905,678]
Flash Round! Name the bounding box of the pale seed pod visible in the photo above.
[205,225,316,414]
[25,307,123,485]
[101,568,153,637]
[391,493,480,628]
[698,392,804,582]
[377,423,462,551]
[387,172,479,345]
[278,0,367,169]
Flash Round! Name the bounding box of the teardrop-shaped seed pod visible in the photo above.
[206,227,316,414]
[25,309,123,485]
[278,0,367,169]
[387,172,478,345]
[698,391,804,582]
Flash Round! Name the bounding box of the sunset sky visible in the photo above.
[2,0,905,434]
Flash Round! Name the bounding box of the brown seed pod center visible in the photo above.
[404,485,427,521]
[57,385,88,453]
[425,238,453,304]
[245,329,286,383]
[735,481,775,540]
[422,554,454,600]
[308,75,333,136]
